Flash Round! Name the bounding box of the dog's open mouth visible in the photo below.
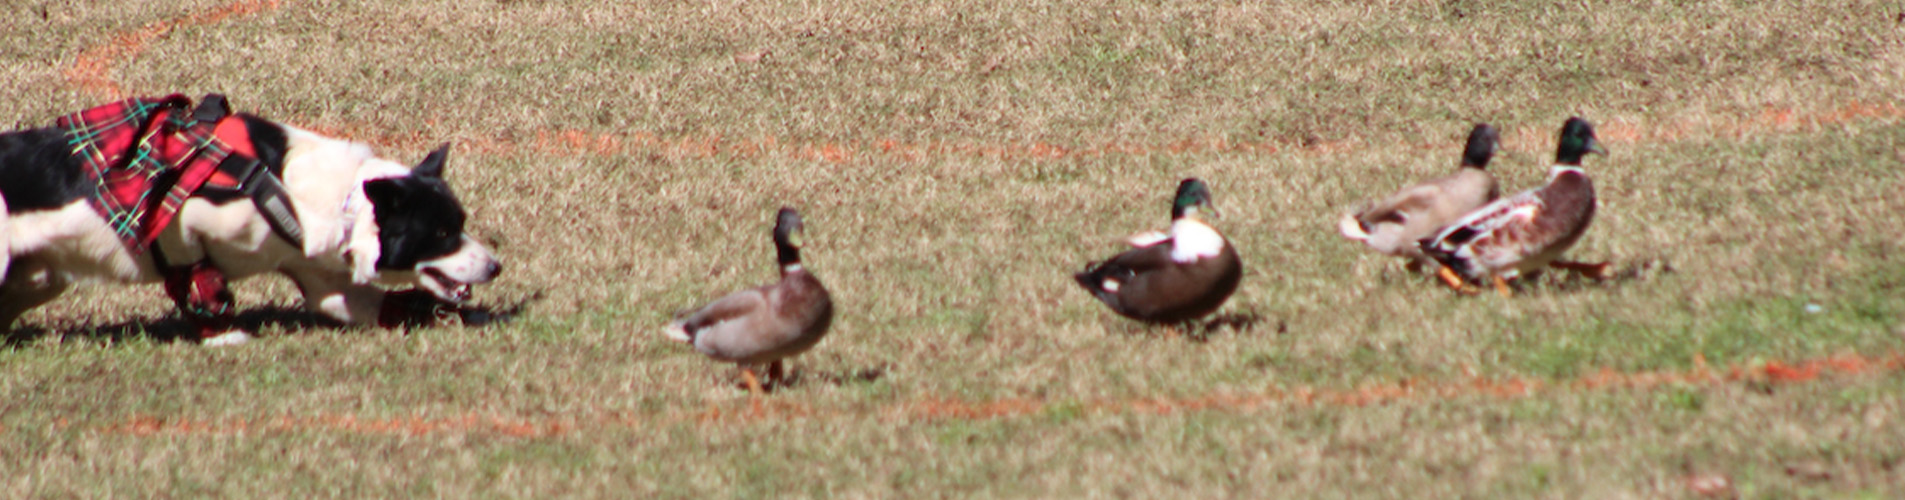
[421,267,474,303]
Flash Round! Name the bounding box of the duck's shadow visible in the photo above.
[5,295,539,347]
[1524,257,1675,294]
[783,365,889,389]
[1108,311,1281,343]
[1186,312,1283,343]
[726,364,890,393]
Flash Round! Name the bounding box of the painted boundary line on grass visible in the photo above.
[66,352,1904,438]
[61,1,1905,164]
[64,0,284,98]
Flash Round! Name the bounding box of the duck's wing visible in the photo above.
[665,286,769,343]
[1075,242,1174,294]
[1419,190,1544,279]
[1345,185,1446,254]
[1102,242,1176,273]
[1430,190,1543,247]
[1358,185,1443,227]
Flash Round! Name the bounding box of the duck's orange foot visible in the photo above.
[1436,266,1480,296]
[740,367,766,396]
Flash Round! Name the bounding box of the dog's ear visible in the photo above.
[413,143,451,178]
[364,178,408,211]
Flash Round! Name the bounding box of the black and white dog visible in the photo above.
[0,95,501,345]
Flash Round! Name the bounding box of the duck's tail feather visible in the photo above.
[1338,212,1370,241]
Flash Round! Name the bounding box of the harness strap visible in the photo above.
[61,93,306,256]
[195,93,306,250]
[151,243,236,340]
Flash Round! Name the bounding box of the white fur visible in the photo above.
[414,236,500,303]
[2,121,498,332]
[201,330,253,347]
[1168,219,1225,263]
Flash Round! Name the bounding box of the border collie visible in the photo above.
[0,94,501,345]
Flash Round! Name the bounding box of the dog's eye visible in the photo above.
[435,229,451,240]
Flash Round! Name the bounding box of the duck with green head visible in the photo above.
[1074,178,1243,326]
[1420,117,1607,297]
[664,207,834,394]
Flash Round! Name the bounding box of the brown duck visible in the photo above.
[1340,123,1501,267]
[1420,117,1608,297]
[664,207,834,394]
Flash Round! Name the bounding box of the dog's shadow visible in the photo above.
[4,295,540,347]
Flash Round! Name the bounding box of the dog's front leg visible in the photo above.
[0,258,72,332]
[285,270,384,325]
[161,259,247,345]
[285,270,450,328]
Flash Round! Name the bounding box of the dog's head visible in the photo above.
[361,144,502,303]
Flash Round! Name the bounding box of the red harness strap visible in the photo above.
[160,256,236,338]
[57,94,264,339]
[57,94,258,251]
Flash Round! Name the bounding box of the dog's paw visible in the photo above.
[202,330,255,347]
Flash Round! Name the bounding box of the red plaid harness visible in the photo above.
[57,94,302,336]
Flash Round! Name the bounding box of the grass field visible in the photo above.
[4,0,1904,497]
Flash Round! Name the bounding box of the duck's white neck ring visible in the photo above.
[1550,165,1586,177]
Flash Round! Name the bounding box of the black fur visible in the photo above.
[363,145,467,270]
[0,127,90,212]
[240,114,289,178]
[1,113,293,210]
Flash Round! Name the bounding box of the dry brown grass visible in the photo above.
[3,0,1904,497]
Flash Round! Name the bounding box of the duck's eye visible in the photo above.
[435,229,451,240]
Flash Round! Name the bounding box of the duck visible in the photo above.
[664,207,834,394]
[1419,117,1607,297]
[1339,123,1501,267]
[1074,178,1243,326]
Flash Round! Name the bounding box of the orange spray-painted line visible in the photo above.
[64,0,286,99]
[71,352,1905,438]
[57,2,1902,162]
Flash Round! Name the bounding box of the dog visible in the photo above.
[0,94,501,345]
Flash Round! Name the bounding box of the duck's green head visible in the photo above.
[1462,123,1500,169]
[1171,178,1221,220]
[1555,117,1607,165]
[773,207,805,266]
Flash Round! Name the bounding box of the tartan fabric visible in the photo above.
[162,257,236,338]
[56,94,251,252]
